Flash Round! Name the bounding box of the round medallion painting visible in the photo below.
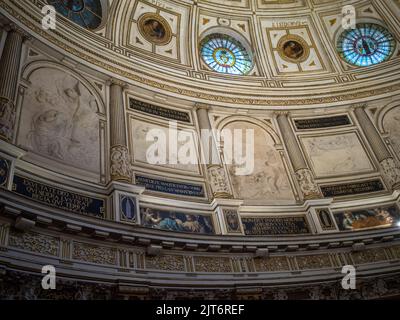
[337,23,395,67]
[48,0,103,30]
[200,33,253,75]
[138,13,172,45]
[277,35,310,63]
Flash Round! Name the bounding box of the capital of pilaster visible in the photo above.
[107,78,128,89]
[273,111,290,118]
[194,102,211,112]
[4,23,31,41]
[351,103,368,112]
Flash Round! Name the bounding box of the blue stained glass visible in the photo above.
[337,23,395,67]
[200,34,253,75]
[48,0,103,30]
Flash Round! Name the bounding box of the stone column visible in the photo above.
[109,80,131,182]
[0,26,26,142]
[354,105,400,189]
[275,112,321,200]
[195,103,233,198]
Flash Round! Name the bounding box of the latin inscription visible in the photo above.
[129,98,191,123]
[321,180,385,197]
[12,175,105,217]
[136,175,205,197]
[242,216,310,235]
[294,115,351,130]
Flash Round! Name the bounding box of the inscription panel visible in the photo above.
[321,180,385,197]
[242,216,310,235]
[136,175,205,198]
[294,115,351,130]
[129,98,191,123]
[12,175,105,217]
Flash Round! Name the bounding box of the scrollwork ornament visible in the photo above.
[0,97,16,142]
[207,165,232,198]
[110,145,131,182]
[295,168,321,199]
[380,157,400,189]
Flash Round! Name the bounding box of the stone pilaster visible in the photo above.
[354,106,400,190]
[0,26,26,142]
[195,103,233,198]
[275,112,321,200]
[109,80,131,182]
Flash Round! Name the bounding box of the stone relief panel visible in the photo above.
[145,254,185,271]
[224,121,294,201]
[17,67,102,175]
[193,256,232,273]
[254,256,290,272]
[72,242,117,265]
[8,229,59,257]
[383,106,400,161]
[129,118,200,174]
[301,132,374,178]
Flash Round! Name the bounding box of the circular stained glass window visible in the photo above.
[48,0,103,30]
[200,34,253,75]
[337,23,395,67]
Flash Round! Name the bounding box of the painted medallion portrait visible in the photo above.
[138,13,172,45]
[278,35,310,63]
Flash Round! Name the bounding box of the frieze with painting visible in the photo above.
[140,208,214,234]
[334,205,400,231]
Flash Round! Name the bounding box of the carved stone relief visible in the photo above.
[383,106,400,160]
[17,67,101,174]
[0,97,16,142]
[302,133,373,177]
[131,118,199,174]
[224,121,294,201]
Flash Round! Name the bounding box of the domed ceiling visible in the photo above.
[1,0,400,108]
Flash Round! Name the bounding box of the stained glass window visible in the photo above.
[200,34,253,75]
[337,23,395,67]
[48,0,103,30]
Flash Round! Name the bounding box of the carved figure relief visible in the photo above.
[131,118,199,174]
[17,68,101,174]
[383,106,400,160]
[302,133,373,177]
[225,122,294,201]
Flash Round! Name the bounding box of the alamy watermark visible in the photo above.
[145,121,255,176]
[41,265,56,290]
[41,5,57,30]
[341,265,356,290]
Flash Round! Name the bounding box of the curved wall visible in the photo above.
[0,0,400,299]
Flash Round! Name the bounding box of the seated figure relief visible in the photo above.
[18,68,101,174]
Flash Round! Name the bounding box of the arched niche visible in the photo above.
[16,62,106,182]
[378,100,400,161]
[218,117,295,203]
